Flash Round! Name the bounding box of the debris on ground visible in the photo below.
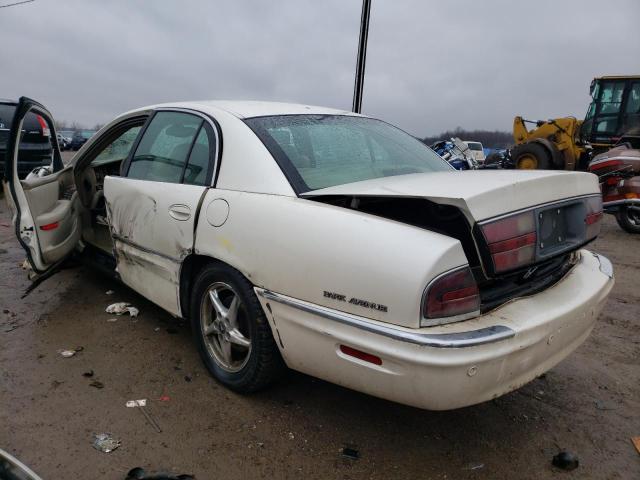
[107,318,118,323]
[341,446,359,460]
[125,467,195,480]
[184,375,192,382]
[126,399,147,408]
[465,463,484,470]
[92,433,121,453]
[594,399,616,411]
[287,432,295,440]
[552,451,579,471]
[106,302,139,317]
[632,437,640,455]
[89,380,104,389]
[105,290,114,295]
[140,406,162,433]
[58,349,76,358]
[159,395,170,402]
[83,370,95,378]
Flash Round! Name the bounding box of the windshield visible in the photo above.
[245,115,451,193]
[466,142,482,151]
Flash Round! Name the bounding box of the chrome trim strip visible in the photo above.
[603,198,640,208]
[592,252,614,278]
[256,288,515,348]
[112,233,182,264]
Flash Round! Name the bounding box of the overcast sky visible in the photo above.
[1,0,638,136]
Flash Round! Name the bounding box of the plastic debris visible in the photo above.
[106,302,139,317]
[632,437,640,455]
[92,433,121,453]
[89,380,104,389]
[159,395,170,402]
[552,451,579,471]
[126,399,147,408]
[58,350,76,358]
[287,432,295,440]
[125,467,194,480]
[341,446,359,460]
[105,290,114,295]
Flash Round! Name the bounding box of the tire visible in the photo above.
[190,262,284,392]
[511,143,552,170]
[615,206,640,234]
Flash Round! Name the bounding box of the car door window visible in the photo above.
[183,126,211,186]
[128,112,202,183]
[92,126,142,166]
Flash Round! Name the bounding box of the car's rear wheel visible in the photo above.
[615,206,640,234]
[191,262,284,392]
[511,143,552,170]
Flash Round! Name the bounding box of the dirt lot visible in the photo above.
[1,179,639,479]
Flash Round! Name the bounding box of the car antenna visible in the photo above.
[352,0,371,114]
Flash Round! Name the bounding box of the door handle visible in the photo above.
[168,204,191,221]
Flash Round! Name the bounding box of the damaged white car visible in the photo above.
[2,97,613,410]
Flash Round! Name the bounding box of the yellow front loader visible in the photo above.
[510,76,640,170]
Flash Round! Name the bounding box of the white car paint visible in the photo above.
[3,98,614,410]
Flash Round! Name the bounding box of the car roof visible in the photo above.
[129,100,358,119]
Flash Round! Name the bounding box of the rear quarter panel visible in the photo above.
[194,189,467,328]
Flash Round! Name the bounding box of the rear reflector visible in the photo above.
[39,222,59,231]
[339,345,382,365]
[424,266,480,320]
[481,211,536,273]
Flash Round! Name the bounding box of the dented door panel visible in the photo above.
[104,176,207,316]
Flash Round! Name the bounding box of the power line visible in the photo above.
[0,0,35,8]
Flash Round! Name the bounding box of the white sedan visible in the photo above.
[2,97,613,410]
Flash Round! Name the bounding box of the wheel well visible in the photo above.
[179,254,219,320]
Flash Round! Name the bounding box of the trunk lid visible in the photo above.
[301,170,599,222]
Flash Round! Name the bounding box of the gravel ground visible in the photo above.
[0,176,638,479]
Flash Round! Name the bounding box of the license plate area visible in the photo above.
[536,202,585,259]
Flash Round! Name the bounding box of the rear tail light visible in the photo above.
[585,196,603,240]
[35,114,50,137]
[423,266,480,324]
[481,211,536,273]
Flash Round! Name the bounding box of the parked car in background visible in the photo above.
[58,130,74,150]
[464,141,486,164]
[56,132,71,150]
[0,100,52,179]
[69,129,96,150]
[3,97,613,410]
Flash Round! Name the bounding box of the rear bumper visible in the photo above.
[257,250,613,410]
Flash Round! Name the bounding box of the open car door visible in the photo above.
[1,97,82,284]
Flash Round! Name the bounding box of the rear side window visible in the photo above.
[128,112,202,183]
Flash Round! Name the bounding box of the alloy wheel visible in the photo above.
[200,282,252,372]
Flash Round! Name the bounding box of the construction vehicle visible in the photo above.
[509,76,640,170]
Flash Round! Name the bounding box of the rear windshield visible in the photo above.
[466,142,482,151]
[0,104,41,132]
[245,115,450,193]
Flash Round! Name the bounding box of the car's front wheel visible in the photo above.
[190,262,284,392]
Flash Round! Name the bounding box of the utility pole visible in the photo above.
[352,0,371,113]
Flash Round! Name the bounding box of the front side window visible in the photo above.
[625,82,640,114]
[128,112,202,183]
[245,115,451,193]
[92,126,141,166]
